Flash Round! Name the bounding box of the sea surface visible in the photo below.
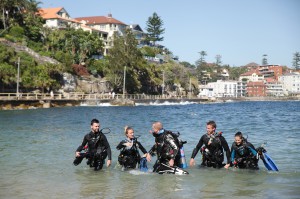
[0,101,299,199]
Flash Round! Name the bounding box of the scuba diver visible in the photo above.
[116,126,149,170]
[231,132,259,169]
[189,120,231,169]
[73,118,112,171]
[147,121,188,175]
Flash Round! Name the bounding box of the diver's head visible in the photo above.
[206,121,216,135]
[124,126,135,139]
[234,131,244,145]
[152,121,163,134]
[91,118,100,133]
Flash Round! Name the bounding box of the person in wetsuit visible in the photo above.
[117,126,149,169]
[74,118,112,170]
[189,120,231,169]
[231,132,259,169]
[146,121,180,173]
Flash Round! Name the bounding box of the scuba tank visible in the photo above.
[179,146,188,169]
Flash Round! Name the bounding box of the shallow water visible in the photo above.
[0,101,299,198]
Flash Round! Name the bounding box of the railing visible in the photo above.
[0,92,205,101]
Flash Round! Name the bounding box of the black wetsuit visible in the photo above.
[76,131,111,170]
[148,129,179,172]
[191,132,231,168]
[116,138,147,169]
[231,141,258,169]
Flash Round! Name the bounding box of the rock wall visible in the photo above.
[61,73,112,93]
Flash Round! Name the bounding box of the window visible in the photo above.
[100,25,106,30]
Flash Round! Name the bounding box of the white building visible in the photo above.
[39,7,82,29]
[75,14,127,55]
[198,84,214,98]
[265,82,284,96]
[237,81,247,97]
[199,80,238,98]
[278,72,300,95]
[239,69,264,82]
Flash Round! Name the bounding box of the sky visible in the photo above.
[40,0,300,67]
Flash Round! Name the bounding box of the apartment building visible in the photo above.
[259,65,283,80]
[199,80,238,98]
[247,81,267,97]
[278,72,300,95]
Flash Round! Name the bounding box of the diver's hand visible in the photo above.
[106,160,111,167]
[75,152,81,157]
[189,158,195,167]
[146,153,151,162]
[224,163,230,169]
[169,159,174,167]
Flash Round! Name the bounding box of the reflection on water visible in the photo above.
[0,101,300,198]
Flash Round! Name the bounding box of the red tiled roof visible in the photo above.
[240,69,262,76]
[75,16,126,25]
[39,7,64,19]
[39,7,82,25]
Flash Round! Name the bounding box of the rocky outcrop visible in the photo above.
[61,73,77,92]
[61,73,112,94]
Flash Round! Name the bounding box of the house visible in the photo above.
[75,14,127,55]
[198,84,214,98]
[219,68,229,80]
[239,69,264,82]
[247,81,267,97]
[39,7,82,29]
[128,24,148,47]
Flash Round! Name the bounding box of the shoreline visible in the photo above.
[0,96,299,110]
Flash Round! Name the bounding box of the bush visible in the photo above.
[4,34,18,42]
[72,64,90,76]
[9,26,25,39]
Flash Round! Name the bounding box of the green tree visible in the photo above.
[140,46,157,57]
[22,63,61,93]
[0,63,16,90]
[180,61,195,68]
[196,51,208,83]
[228,66,248,80]
[215,54,222,67]
[87,59,109,77]
[292,52,300,70]
[107,29,147,93]
[196,51,207,66]
[146,12,165,45]
[0,0,43,40]
[0,0,27,30]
